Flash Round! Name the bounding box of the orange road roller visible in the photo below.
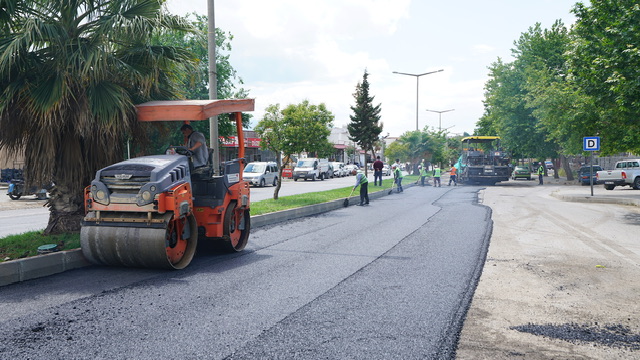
[81,99,254,269]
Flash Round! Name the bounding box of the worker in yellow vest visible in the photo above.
[433,165,441,187]
[393,159,404,192]
[352,169,369,206]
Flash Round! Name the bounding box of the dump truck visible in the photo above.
[458,136,511,185]
[80,99,254,269]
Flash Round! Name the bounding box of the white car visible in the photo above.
[331,162,347,177]
[343,164,358,175]
[382,164,391,176]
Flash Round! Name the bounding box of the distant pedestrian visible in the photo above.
[433,165,441,187]
[352,169,369,206]
[448,164,457,186]
[373,156,384,186]
[538,163,545,185]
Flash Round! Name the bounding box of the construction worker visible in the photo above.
[433,165,441,187]
[352,169,369,206]
[393,160,404,192]
[419,160,428,186]
[538,162,545,185]
[448,164,457,186]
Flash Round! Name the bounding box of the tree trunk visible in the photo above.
[43,184,84,235]
[561,155,574,181]
[273,155,284,200]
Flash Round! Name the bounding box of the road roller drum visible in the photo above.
[81,212,198,269]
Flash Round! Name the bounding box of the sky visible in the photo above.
[165,0,581,138]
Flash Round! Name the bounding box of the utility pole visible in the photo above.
[207,0,219,174]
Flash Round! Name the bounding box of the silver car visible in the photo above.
[243,162,278,187]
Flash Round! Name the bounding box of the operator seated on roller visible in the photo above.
[180,124,209,174]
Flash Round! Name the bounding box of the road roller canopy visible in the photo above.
[136,99,255,122]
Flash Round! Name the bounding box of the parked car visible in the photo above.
[382,164,391,176]
[578,165,603,186]
[511,165,531,180]
[331,162,347,177]
[343,164,358,175]
[243,162,278,187]
[293,158,331,181]
[545,161,554,170]
[596,159,640,190]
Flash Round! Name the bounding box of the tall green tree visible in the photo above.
[151,12,250,153]
[255,101,334,199]
[478,23,567,168]
[348,70,383,173]
[384,129,446,173]
[569,0,640,154]
[0,0,198,234]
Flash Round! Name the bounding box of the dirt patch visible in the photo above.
[456,184,640,359]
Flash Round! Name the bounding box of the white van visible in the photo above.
[243,162,278,187]
[293,158,330,181]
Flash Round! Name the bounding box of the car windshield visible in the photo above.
[245,164,265,173]
[297,160,315,167]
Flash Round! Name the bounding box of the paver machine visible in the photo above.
[80,99,254,269]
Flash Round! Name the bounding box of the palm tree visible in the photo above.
[0,0,197,234]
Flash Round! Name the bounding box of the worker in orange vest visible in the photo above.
[448,164,457,186]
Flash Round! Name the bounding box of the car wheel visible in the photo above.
[633,177,640,190]
[259,178,266,187]
[273,177,278,186]
[604,184,615,190]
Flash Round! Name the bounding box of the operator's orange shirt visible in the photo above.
[450,167,457,175]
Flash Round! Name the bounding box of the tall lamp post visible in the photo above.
[425,108,455,131]
[207,0,220,174]
[393,69,444,131]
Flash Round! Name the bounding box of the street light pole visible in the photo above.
[393,69,444,131]
[425,108,455,131]
[207,0,220,174]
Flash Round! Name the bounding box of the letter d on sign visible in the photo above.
[583,136,600,151]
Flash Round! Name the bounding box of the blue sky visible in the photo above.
[165,0,581,138]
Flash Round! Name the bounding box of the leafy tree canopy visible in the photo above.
[0,0,200,233]
[348,70,383,165]
[255,101,334,199]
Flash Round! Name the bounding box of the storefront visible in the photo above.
[219,131,278,164]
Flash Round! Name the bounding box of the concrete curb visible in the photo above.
[0,183,414,287]
[550,191,640,207]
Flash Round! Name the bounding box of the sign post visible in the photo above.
[583,137,600,196]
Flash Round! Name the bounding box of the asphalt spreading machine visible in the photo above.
[80,99,254,269]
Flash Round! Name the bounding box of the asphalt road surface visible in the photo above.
[0,184,487,359]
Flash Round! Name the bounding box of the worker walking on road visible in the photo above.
[433,165,441,187]
[448,164,457,186]
[538,163,545,185]
[352,169,369,206]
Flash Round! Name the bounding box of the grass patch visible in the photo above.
[0,175,420,261]
[0,231,81,262]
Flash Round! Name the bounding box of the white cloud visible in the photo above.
[165,0,580,137]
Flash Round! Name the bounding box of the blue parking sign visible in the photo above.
[583,136,600,151]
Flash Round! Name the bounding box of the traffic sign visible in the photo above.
[583,136,600,151]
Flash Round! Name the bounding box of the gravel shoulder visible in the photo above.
[457,183,640,359]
